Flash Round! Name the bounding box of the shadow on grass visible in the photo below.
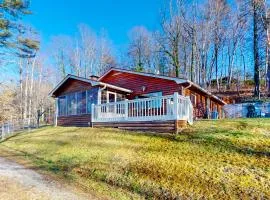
[0,144,82,176]
[0,127,80,144]
[176,131,270,158]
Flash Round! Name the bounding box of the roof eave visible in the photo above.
[48,74,100,98]
[48,74,132,98]
[185,80,227,105]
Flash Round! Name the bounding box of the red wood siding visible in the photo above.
[100,70,225,119]
[54,79,96,97]
[99,70,182,99]
[58,114,91,127]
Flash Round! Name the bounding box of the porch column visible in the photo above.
[174,92,179,120]
[91,103,95,126]
[125,99,129,119]
[55,98,58,127]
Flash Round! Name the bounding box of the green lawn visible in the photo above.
[0,119,269,199]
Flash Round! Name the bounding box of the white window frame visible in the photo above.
[190,93,196,106]
[107,91,117,103]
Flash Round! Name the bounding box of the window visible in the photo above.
[144,92,162,108]
[101,90,107,104]
[77,91,86,114]
[67,93,77,115]
[57,89,99,116]
[117,93,125,102]
[100,90,125,104]
[190,94,196,106]
[58,96,66,116]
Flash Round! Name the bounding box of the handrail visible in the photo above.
[92,93,194,123]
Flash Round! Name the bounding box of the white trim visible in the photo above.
[99,82,132,93]
[92,94,194,124]
[190,93,196,106]
[107,91,117,103]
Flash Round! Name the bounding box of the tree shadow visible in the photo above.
[176,130,270,158]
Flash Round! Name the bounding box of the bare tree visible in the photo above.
[158,0,186,78]
[226,0,248,89]
[127,26,153,72]
[252,0,265,97]
[261,0,270,94]
[78,24,97,78]
[50,36,73,80]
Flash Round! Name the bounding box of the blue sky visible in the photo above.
[25,0,164,50]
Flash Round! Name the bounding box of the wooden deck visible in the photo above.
[92,120,187,133]
[91,93,192,133]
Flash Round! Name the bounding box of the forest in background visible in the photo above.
[0,0,270,123]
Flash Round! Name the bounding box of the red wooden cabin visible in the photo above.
[49,68,226,133]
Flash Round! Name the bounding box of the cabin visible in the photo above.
[49,68,226,133]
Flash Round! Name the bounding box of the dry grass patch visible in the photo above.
[0,119,269,199]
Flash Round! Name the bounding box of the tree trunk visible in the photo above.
[215,44,219,91]
[253,0,260,97]
[28,58,36,126]
[266,27,270,95]
[19,58,23,120]
[23,63,29,121]
[191,31,195,82]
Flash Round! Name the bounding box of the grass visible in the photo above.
[0,118,269,199]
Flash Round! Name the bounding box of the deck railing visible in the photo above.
[92,93,193,124]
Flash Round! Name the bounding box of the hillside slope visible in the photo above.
[0,119,269,199]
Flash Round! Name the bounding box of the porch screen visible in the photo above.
[67,93,77,115]
[58,96,66,116]
[77,91,86,114]
[87,88,98,113]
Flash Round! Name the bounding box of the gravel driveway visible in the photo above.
[0,157,95,200]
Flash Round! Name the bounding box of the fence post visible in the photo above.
[174,92,179,120]
[7,122,10,135]
[2,124,5,140]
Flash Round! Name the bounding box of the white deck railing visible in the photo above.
[92,92,193,124]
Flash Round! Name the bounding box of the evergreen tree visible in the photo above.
[0,0,39,58]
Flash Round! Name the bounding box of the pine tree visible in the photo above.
[0,0,39,58]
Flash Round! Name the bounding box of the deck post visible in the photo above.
[125,99,129,119]
[174,92,179,134]
[91,103,95,126]
[174,92,179,120]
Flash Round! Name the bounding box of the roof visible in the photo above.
[49,74,132,97]
[98,68,226,105]
[185,81,227,105]
[98,68,187,84]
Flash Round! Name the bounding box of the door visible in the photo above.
[107,92,116,113]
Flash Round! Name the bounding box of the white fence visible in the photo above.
[224,102,270,118]
[92,93,193,124]
[0,119,36,141]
